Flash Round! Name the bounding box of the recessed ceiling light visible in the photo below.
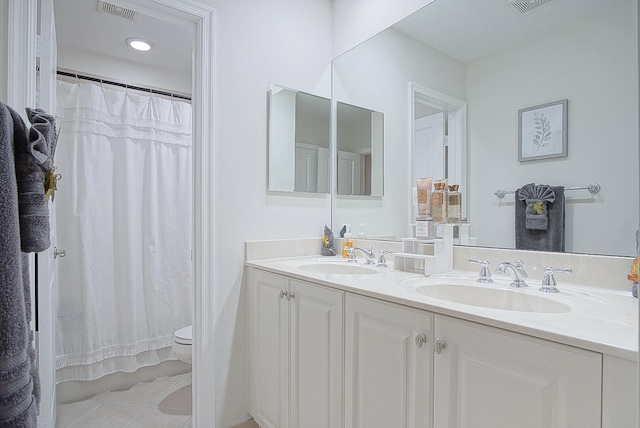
[126,37,154,51]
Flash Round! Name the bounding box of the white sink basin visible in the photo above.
[297,262,379,275]
[416,284,571,313]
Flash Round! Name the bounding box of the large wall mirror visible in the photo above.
[268,84,331,193]
[331,0,638,256]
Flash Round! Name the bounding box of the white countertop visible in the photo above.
[246,256,639,361]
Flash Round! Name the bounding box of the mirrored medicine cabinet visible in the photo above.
[268,84,331,194]
[268,84,384,197]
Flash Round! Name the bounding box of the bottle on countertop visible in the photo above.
[432,179,448,224]
[447,184,461,224]
[342,223,353,258]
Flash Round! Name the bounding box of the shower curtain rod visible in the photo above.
[56,69,192,101]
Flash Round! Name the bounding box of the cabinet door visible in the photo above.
[434,315,602,428]
[248,269,290,428]
[345,294,434,428]
[290,279,343,428]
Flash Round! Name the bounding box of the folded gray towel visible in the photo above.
[515,185,565,252]
[321,225,337,256]
[10,107,54,253]
[518,183,555,231]
[0,102,40,427]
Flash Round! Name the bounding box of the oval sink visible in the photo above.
[297,263,379,275]
[416,284,571,313]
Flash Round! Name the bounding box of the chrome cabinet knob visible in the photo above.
[415,332,427,348]
[434,338,446,355]
[280,290,287,300]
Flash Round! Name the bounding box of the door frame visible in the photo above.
[7,0,216,426]
[408,82,467,224]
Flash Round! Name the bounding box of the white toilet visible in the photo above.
[172,325,192,364]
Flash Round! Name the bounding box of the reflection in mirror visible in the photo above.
[336,102,384,196]
[411,85,466,221]
[268,84,330,193]
[332,0,638,256]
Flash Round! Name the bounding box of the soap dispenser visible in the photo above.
[342,224,353,258]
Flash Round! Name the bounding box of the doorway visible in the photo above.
[8,0,214,425]
[409,82,467,223]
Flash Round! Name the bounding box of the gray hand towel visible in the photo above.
[10,107,55,253]
[515,185,565,252]
[0,102,39,427]
[518,183,556,230]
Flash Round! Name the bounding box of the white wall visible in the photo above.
[206,0,332,426]
[333,27,466,240]
[57,48,191,94]
[332,0,434,58]
[466,2,638,256]
[0,0,8,102]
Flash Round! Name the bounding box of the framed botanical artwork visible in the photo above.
[518,99,568,161]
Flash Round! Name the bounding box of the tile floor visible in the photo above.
[56,372,192,427]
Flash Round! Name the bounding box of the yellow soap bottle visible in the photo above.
[342,224,353,258]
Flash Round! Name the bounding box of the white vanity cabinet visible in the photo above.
[247,269,343,428]
[344,294,434,428]
[246,263,637,428]
[433,315,603,428]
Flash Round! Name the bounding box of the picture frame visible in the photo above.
[518,99,568,162]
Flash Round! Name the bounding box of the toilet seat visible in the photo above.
[174,325,192,345]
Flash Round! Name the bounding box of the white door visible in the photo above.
[434,315,602,428]
[290,279,343,428]
[345,294,433,428]
[337,151,363,195]
[36,0,58,426]
[316,146,330,194]
[248,270,290,428]
[294,144,318,192]
[413,112,445,182]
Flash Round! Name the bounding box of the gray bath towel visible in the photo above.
[0,102,40,428]
[515,185,565,252]
[12,107,54,253]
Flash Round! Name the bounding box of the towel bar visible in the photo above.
[494,182,601,199]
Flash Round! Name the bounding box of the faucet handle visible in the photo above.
[468,258,493,283]
[540,266,572,293]
[377,250,392,268]
[513,260,528,278]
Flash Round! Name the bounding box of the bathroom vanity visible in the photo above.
[245,241,638,428]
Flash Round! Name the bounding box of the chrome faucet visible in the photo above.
[348,246,375,264]
[539,266,572,293]
[468,258,493,283]
[495,260,528,287]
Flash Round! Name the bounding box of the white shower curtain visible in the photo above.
[54,80,193,382]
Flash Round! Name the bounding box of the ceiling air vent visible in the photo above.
[97,1,138,21]
[505,0,552,15]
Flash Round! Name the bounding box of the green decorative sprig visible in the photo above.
[532,113,552,153]
[530,201,545,215]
